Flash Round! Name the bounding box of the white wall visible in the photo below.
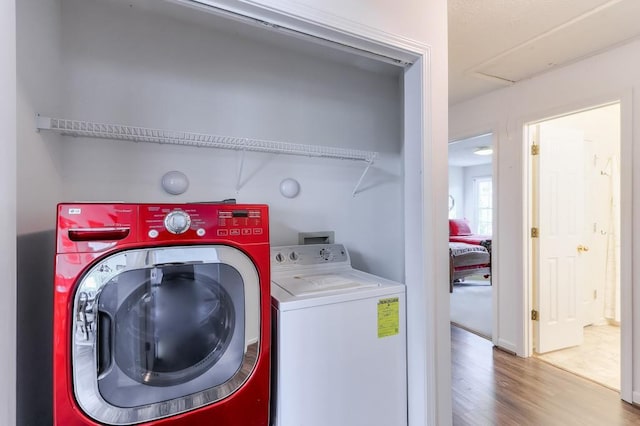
[448,166,464,219]
[0,1,17,425]
[449,36,639,399]
[462,164,492,232]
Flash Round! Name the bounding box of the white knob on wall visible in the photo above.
[161,171,189,195]
[280,178,300,198]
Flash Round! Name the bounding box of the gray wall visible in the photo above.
[17,231,55,426]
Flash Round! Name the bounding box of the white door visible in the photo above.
[534,122,585,354]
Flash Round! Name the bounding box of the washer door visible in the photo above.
[72,246,261,425]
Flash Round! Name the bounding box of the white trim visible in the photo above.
[523,123,535,357]
[405,54,452,426]
[496,338,518,354]
[521,91,633,402]
[421,45,453,425]
[173,0,425,63]
[0,0,16,424]
[472,176,492,236]
[236,0,427,58]
[490,131,500,348]
[619,91,633,403]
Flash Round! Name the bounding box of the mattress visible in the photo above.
[449,242,490,267]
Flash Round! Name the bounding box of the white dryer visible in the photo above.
[270,244,407,426]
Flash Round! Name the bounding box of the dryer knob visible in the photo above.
[164,210,191,234]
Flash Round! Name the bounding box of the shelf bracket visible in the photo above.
[35,114,52,132]
[352,159,375,198]
[235,140,248,194]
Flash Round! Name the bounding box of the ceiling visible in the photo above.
[448,133,493,167]
[449,0,640,105]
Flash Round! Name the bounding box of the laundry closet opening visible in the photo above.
[17,0,419,424]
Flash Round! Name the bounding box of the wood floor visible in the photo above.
[451,325,640,425]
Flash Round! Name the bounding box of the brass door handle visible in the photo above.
[577,245,590,252]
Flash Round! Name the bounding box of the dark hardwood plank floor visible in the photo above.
[452,325,640,425]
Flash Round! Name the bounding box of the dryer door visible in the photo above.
[72,245,261,425]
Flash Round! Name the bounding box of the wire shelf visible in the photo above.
[36,116,377,163]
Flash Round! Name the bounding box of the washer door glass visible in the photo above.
[72,246,261,425]
[111,264,236,388]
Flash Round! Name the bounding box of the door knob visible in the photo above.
[577,245,590,252]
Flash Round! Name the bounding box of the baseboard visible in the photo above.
[450,321,491,341]
[496,338,517,355]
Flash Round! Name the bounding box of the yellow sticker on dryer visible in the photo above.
[377,297,399,338]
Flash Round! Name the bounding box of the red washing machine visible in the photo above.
[53,203,270,425]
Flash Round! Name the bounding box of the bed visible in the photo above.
[449,219,492,292]
[449,242,491,292]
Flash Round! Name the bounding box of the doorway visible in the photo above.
[526,103,621,391]
[448,133,494,340]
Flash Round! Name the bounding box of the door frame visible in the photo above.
[522,92,632,402]
[448,128,501,348]
[0,2,16,426]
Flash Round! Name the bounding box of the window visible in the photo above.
[448,194,457,219]
[474,176,492,235]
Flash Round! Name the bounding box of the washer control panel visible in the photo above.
[164,209,192,234]
[140,203,268,242]
[271,244,350,267]
[56,203,269,253]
